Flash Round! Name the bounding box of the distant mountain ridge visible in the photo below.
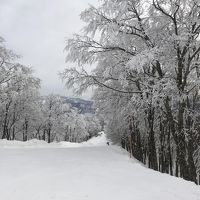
[61,96,95,114]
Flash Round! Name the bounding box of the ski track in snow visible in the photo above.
[0,135,199,200]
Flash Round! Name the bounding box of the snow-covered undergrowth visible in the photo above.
[0,133,199,200]
[0,132,107,148]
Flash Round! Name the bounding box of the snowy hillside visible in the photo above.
[0,135,199,200]
[62,96,95,114]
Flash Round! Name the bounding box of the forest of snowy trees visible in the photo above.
[62,0,200,183]
[0,37,101,143]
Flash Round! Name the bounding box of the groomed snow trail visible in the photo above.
[0,136,199,200]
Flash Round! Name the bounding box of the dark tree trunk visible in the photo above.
[42,129,46,141]
[23,119,28,142]
[148,108,158,170]
[47,128,51,143]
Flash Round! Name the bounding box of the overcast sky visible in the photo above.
[0,0,98,99]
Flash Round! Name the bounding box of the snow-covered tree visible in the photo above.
[62,0,200,183]
[39,95,94,143]
[0,38,41,141]
[84,113,102,138]
[0,37,100,144]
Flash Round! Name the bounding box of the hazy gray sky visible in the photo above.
[0,0,98,98]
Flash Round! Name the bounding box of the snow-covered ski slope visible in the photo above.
[0,134,199,200]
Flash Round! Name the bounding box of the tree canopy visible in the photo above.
[62,0,200,183]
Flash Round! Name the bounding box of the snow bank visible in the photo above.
[82,131,107,146]
[0,138,49,148]
[0,132,107,148]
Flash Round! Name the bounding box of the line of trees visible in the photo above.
[0,37,101,143]
[62,0,200,183]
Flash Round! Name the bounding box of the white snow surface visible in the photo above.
[0,134,199,200]
[0,132,107,148]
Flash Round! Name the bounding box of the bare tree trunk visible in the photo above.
[23,119,28,141]
[148,107,158,170]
